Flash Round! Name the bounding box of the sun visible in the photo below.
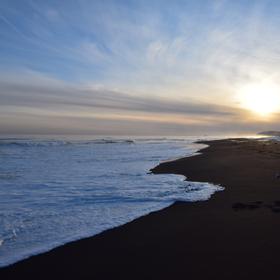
[237,82,280,116]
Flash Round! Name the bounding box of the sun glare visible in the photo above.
[238,83,280,116]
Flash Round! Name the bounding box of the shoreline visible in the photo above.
[2,138,280,279]
[0,139,215,269]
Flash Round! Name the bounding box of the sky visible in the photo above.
[1,0,280,136]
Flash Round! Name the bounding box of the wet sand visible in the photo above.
[2,138,280,279]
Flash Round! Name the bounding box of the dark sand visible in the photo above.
[2,138,280,279]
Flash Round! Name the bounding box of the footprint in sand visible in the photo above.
[233,201,280,213]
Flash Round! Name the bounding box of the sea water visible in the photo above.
[0,136,224,267]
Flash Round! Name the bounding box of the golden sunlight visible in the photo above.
[237,82,280,116]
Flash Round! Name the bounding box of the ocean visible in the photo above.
[0,136,225,267]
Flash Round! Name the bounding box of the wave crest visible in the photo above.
[0,139,135,147]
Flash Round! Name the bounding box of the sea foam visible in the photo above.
[0,136,223,267]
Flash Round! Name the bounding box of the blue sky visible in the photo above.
[1,0,280,135]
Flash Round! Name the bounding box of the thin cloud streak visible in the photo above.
[0,76,238,117]
[0,71,276,136]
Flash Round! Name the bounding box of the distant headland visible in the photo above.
[258,131,280,136]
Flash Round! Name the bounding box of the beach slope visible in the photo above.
[2,138,280,279]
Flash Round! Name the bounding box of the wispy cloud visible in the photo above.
[0,73,238,116]
[1,0,280,134]
[0,71,252,135]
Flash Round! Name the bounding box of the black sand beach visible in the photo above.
[2,138,280,279]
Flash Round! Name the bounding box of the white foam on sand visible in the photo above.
[0,136,224,267]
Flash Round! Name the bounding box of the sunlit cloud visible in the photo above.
[0,71,248,135]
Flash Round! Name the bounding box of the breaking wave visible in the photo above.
[0,136,223,267]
